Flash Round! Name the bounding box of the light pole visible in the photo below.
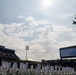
[25,46,29,60]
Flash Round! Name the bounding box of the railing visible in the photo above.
[0,60,76,75]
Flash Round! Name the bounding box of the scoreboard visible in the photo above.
[60,46,76,58]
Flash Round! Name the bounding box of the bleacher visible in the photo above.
[0,45,20,61]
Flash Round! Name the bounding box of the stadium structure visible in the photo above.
[0,45,76,67]
[0,45,76,75]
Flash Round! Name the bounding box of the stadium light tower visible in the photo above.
[25,46,29,60]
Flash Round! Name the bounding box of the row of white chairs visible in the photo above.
[0,60,76,75]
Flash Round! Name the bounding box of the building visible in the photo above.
[41,45,76,70]
[0,45,40,68]
[0,45,20,61]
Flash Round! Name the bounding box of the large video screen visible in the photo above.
[60,47,76,58]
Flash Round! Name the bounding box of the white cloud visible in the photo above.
[18,15,25,19]
[52,24,72,32]
[0,23,4,30]
[0,16,76,61]
[25,16,34,22]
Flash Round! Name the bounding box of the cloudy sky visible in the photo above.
[0,0,76,61]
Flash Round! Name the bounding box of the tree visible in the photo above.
[72,15,76,24]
